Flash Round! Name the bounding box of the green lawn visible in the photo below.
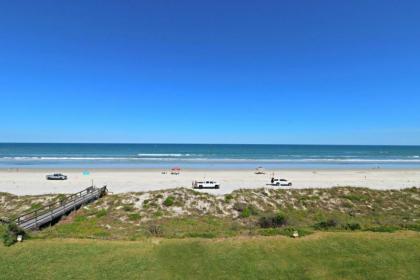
[1,232,419,280]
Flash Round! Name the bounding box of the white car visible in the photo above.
[46,173,68,180]
[192,180,220,189]
[270,178,292,187]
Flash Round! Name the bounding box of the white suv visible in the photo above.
[192,180,220,189]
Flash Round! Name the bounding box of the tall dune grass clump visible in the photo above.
[2,223,26,246]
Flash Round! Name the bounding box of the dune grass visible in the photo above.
[0,231,419,280]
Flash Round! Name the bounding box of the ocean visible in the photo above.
[0,143,419,169]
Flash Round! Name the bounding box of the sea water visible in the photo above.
[0,143,419,169]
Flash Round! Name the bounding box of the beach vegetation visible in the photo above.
[95,209,108,218]
[341,193,369,202]
[224,194,233,202]
[366,225,400,233]
[343,222,362,231]
[314,219,339,230]
[128,213,141,221]
[258,212,288,228]
[2,223,26,247]
[55,194,67,202]
[30,202,43,211]
[1,187,419,241]
[147,223,163,237]
[233,202,259,218]
[163,196,175,207]
[122,204,134,212]
[404,224,420,232]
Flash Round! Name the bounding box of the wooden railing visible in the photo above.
[14,186,107,230]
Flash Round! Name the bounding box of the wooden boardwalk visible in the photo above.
[15,186,108,231]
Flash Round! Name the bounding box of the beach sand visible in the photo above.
[0,168,419,195]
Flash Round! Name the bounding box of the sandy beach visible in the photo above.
[0,168,419,195]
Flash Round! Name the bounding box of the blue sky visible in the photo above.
[0,0,419,144]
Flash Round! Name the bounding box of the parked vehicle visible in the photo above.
[46,173,68,180]
[171,167,181,175]
[270,178,292,186]
[255,166,265,174]
[192,180,220,189]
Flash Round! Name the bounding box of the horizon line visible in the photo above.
[0,142,419,147]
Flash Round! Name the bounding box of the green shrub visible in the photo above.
[241,206,259,218]
[163,196,175,207]
[241,207,252,218]
[224,194,233,202]
[344,223,361,231]
[258,213,288,228]
[404,224,420,232]
[314,219,339,230]
[234,203,258,218]
[2,223,26,246]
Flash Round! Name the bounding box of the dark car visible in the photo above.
[46,173,68,180]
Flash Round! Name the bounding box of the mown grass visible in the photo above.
[0,232,419,280]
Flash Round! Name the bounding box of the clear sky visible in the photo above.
[0,0,419,145]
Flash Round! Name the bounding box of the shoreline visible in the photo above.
[0,168,419,195]
[3,166,420,171]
